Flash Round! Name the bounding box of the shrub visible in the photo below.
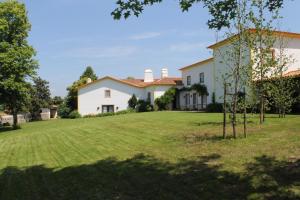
[206,103,223,113]
[128,94,138,109]
[57,102,71,118]
[136,100,153,112]
[154,88,176,111]
[68,111,81,119]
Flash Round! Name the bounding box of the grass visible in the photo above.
[0,112,299,199]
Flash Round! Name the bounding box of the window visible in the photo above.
[105,90,111,98]
[187,76,191,86]
[199,72,204,83]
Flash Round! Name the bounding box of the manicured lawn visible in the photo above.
[0,112,299,199]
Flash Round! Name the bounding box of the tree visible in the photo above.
[154,88,176,110]
[66,66,98,111]
[268,35,298,118]
[248,0,282,124]
[128,94,138,109]
[29,77,51,120]
[0,0,38,128]
[51,96,64,106]
[80,66,97,81]
[112,0,283,30]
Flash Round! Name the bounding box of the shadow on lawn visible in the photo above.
[0,154,299,200]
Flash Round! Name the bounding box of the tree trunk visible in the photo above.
[243,88,247,138]
[223,83,227,139]
[260,94,264,124]
[12,109,18,129]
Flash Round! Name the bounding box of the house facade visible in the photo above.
[179,30,300,110]
[78,69,182,116]
[78,30,300,115]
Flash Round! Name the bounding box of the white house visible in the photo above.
[178,30,300,110]
[78,68,182,116]
[78,30,300,115]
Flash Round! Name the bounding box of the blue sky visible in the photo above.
[22,0,300,97]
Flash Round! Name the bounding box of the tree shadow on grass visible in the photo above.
[0,126,19,133]
[0,154,299,200]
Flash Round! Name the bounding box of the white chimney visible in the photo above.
[87,78,92,83]
[144,69,154,83]
[161,68,168,78]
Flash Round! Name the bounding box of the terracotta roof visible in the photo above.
[283,70,300,78]
[179,58,214,71]
[207,29,300,49]
[78,76,182,90]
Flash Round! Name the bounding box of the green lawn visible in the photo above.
[0,112,299,199]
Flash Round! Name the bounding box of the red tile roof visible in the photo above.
[283,70,300,78]
[78,76,182,90]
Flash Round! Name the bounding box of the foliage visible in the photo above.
[80,66,97,81]
[68,111,81,119]
[180,84,208,96]
[83,109,135,118]
[191,83,209,96]
[128,94,138,109]
[154,88,176,111]
[29,77,51,120]
[136,100,153,112]
[51,96,64,106]
[0,0,38,128]
[206,93,223,112]
[268,77,299,117]
[112,0,284,30]
[206,103,223,113]
[57,101,72,118]
[66,66,97,111]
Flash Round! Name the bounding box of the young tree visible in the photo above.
[248,0,282,124]
[29,77,51,120]
[128,94,138,109]
[268,35,298,117]
[0,0,38,128]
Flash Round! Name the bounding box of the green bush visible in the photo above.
[128,94,138,109]
[83,109,135,118]
[136,100,153,112]
[206,103,223,113]
[57,102,72,118]
[154,88,176,111]
[68,111,81,119]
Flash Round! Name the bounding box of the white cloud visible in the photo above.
[64,46,138,58]
[169,42,206,52]
[129,32,162,40]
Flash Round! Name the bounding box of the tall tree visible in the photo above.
[80,66,97,81]
[0,0,38,128]
[29,77,51,120]
[66,66,98,111]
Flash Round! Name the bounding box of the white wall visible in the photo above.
[78,79,145,116]
[273,37,300,73]
[145,85,174,105]
[78,78,175,115]
[180,60,214,108]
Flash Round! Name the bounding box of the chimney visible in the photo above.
[144,69,154,82]
[161,68,168,78]
[87,78,92,84]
